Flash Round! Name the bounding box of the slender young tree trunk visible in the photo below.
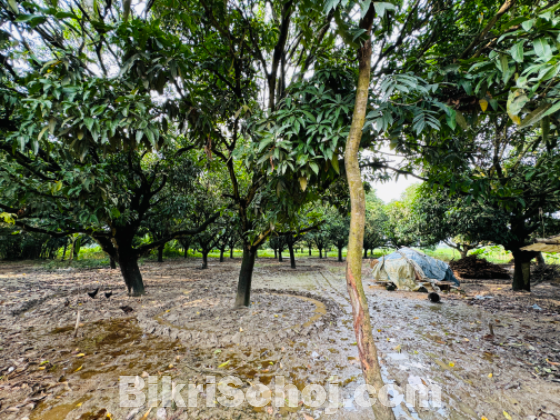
[319,248,323,259]
[536,251,546,267]
[69,237,76,261]
[234,244,258,308]
[157,245,164,263]
[119,257,145,296]
[338,247,343,262]
[110,257,116,269]
[512,249,534,291]
[344,5,395,419]
[62,243,68,261]
[308,247,312,256]
[288,242,296,269]
[220,249,224,262]
[230,247,234,258]
[363,247,367,258]
[201,250,209,269]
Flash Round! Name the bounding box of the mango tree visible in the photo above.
[0,1,219,295]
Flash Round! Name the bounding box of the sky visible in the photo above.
[370,175,419,203]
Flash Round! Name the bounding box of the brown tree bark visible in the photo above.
[343,5,396,419]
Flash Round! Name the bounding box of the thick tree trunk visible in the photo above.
[512,249,534,291]
[110,257,116,269]
[119,257,145,296]
[288,242,296,269]
[157,245,164,263]
[536,251,546,267]
[278,248,283,262]
[201,251,209,269]
[220,249,224,262]
[234,244,258,308]
[184,247,188,258]
[319,248,323,259]
[343,5,395,419]
[460,248,468,259]
[338,247,343,262]
[274,249,277,259]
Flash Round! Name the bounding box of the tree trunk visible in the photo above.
[62,243,68,261]
[69,237,76,261]
[72,236,81,260]
[119,257,145,296]
[512,249,534,291]
[460,248,468,259]
[536,251,546,267]
[230,247,234,258]
[278,248,283,262]
[274,249,277,259]
[288,242,296,269]
[157,245,164,263]
[343,5,395,419]
[220,249,224,262]
[184,247,188,258]
[201,251,208,269]
[338,247,343,262]
[363,247,367,258]
[110,257,116,269]
[308,247,312,256]
[234,244,258,308]
[318,248,323,259]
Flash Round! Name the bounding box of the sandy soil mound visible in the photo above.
[450,256,511,280]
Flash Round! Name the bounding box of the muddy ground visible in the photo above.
[0,257,559,420]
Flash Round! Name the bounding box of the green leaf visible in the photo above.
[455,110,468,130]
[361,0,372,17]
[537,100,560,120]
[373,2,396,17]
[38,126,49,141]
[309,162,319,175]
[499,53,509,74]
[518,103,552,129]
[84,118,94,131]
[331,156,340,174]
[510,41,524,63]
[533,38,552,62]
[323,0,340,12]
[7,0,18,13]
[521,19,533,31]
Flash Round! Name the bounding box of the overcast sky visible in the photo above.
[370,176,419,203]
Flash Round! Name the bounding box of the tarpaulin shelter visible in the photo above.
[370,247,460,292]
[521,235,560,253]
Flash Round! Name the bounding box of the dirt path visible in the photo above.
[0,257,559,420]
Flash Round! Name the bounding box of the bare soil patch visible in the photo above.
[0,256,559,420]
